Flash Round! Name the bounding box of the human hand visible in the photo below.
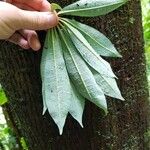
[0,1,58,50]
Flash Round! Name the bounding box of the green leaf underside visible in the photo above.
[41,29,85,134]
[61,18,122,57]
[69,83,85,127]
[59,0,127,17]
[41,33,48,114]
[42,86,47,115]
[58,27,108,114]
[41,29,71,135]
[61,20,116,78]
[92,69,124,100]
[41,0,126,134]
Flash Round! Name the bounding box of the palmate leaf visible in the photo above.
[61,18,121,57]
[58,0,127,17]
[58,27,108,114]
[61,20,116,78]
[41,29,71,135]
[41,0,126,135]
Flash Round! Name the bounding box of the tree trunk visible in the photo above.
[0,0,149,149]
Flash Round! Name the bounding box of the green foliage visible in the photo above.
[93,69,124,100]
[51,3,62,11]
[58,0,127,17]
[41,29,77,134]
[0,87,7,106]
[142,0,150,50]
[62,18,122,57]
[142,0,150,82]
[59,28,107,111]
[0,108,18,150]
[0,0,149,147]
[61,20,116,77]
[20,137,28,150]
[41,0,126,134]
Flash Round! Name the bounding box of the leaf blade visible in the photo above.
[62,18,122,57]
[69,83,85,127]
[61,20,116,78]
[41,29,71,134]
[58,27,108,113]
[59,0,127,17]
[92,69,124,100]
[41,33,49,114]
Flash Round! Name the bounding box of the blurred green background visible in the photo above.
[0,0,150,149]
[142,0,150,83]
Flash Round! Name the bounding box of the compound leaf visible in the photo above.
[41,0,126,134]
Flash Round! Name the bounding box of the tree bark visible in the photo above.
[0,0,149,149]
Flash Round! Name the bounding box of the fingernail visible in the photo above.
[33,39,41,51]
[29,33,41,51]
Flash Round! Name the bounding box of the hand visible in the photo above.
[0,1,58,50]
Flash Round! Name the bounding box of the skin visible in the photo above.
[0,0,58,50]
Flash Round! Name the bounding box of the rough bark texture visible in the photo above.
[0,0,149,150]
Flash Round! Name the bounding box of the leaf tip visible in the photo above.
[120,96,125,101]
[42,109,47,115]
[116,94,125,101]
[59,128,63,135]
[79,122,84,128]
[114,95,125,101]
[117,53,123,58]
[56,122,65,135]
[99,101,108,115]
[42,106,47,115]
[55,118,66,135]
[76,118,84,128]
[104,109,108,116]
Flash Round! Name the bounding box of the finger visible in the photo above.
[5,0,51,11]
[40,0,51,11]
[8,32,30,49]
[4,0,12,3]
[19,30,41,51]
[16,10,58,30]
[11,2,35,11]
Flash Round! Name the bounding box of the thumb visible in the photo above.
[16,10,58,30]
